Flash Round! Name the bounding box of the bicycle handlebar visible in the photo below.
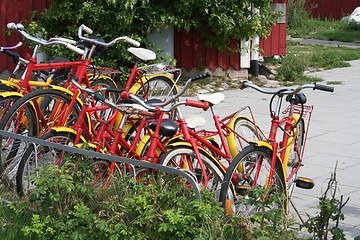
[313,83,334,92]
[1,42,28,64]
[78,24,140,47]
[241,81,334,96]
[7,23,85,55]
[70,73,211,113]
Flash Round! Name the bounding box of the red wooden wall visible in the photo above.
[175,0,288,71]
[174,29,241,71]
[0,0,51,72]
[307,0,359,19]
[259,23,287,57]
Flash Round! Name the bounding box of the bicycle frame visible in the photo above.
[255,96,313,190]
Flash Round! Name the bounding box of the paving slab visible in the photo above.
[180,59,360,239]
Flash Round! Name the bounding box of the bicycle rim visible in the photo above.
[16,131,76,196]
[220,145,286,216]
[160,145,225,199]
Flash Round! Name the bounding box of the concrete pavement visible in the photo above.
[180,59,360,239]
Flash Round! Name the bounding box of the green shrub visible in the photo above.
[276,54,309,82]
[17,0,279,79]
[1,159,253,240]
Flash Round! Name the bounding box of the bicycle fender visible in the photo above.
[226,116,265,158]
[48,85,84,105]
[0,79,20,89]
[0,91,23,98]
[135,134,151,155]
[49,127,87,143]
[165,141,209,154]
[74,142,106,154]
[89,75,117,87]
[129,74,178,94]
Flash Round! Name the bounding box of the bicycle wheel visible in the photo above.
[90,76,119,120]
[0,96,38,185]
[16,131,76,196]
[219,145,286,216]
[286,118,305,197]
[227,116,266,159]
[0,94,21,121]
[131,75,178,100]
[0,89,82,183]
[159,145,225,197]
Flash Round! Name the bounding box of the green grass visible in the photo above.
[287,0,360,43]
[289,19,360,43]
[326,81,344,85]
[265,41,360,84]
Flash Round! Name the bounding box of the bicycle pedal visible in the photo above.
[295,177,314,189]
[236,185,252,196]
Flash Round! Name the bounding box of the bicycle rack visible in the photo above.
[0,130,202,202]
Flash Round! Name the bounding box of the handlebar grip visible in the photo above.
[81,24,93,34]
[65,43,85,55]
[1,50,20,63]
[189,72,211,82]
[125,37,140,47]
[313,83,334,92]
[185,100,210,111]
[94,93,106,102]
[7,22,17,29]
[105,88,126,94]
[120,91,131,100]
[240,81,248,90]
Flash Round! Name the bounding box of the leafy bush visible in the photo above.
[0,159,253,240]
[19,0,279,75]
[276,54,309,82]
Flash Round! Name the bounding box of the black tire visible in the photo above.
[159,145,225,198]
[219,145,286,216]
[0,89,82,182]
[16,131,76,196]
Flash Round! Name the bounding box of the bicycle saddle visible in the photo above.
[128,47,156,61]
[147,119,178,137]
[198,92,225,105]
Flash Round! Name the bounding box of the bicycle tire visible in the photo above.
[0,94,21,121]
[226,116,266,159]
[219,145,286,216]
[159,145,225,198]
[16,131,76,196]
[0,89,82,183]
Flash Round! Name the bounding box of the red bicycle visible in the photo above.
[219,81,334,215]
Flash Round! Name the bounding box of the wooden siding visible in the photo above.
[174,29,241,71]
[175,0,288,70]
[307,0,359,19]
[259,23,287,56]
[0,0,50,72]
